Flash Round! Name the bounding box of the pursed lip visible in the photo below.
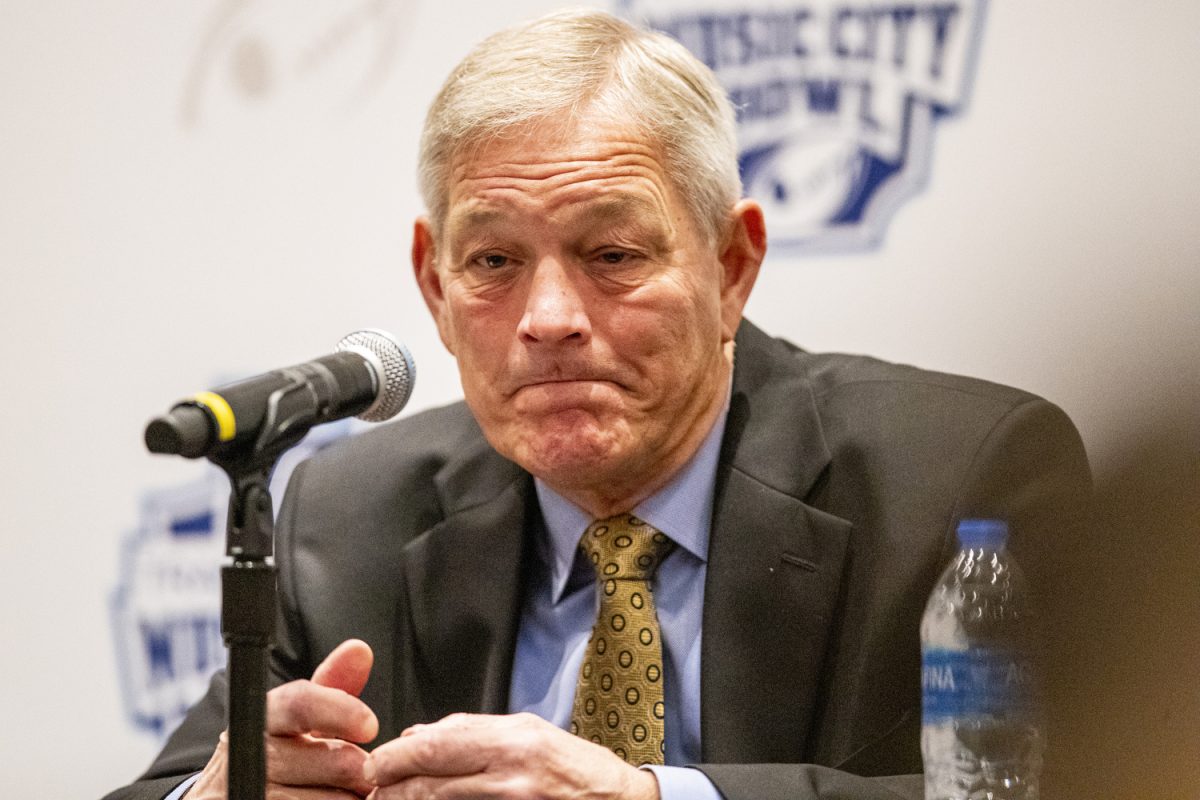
[517,376,615,389]
[507,374,623,397]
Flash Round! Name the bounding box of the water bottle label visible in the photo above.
[922,647,1038,721]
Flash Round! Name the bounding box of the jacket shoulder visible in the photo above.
[732,319,1088,517]
[761,332,1041,411]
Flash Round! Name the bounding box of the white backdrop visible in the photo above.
[0,1,1196,796]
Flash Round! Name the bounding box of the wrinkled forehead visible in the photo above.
[434,109,696,242]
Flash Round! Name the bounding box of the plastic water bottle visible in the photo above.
[920,519,1043,799]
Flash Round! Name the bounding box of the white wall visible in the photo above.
[0,1,1195,796]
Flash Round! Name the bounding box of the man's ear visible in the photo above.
[412,216,456,354]
[718,199,767,340]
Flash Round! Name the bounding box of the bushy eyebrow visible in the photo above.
[446,208,505,239]
[577,196,674,254]
[582,195,667,224]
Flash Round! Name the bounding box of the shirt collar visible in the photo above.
[534,388,730,604]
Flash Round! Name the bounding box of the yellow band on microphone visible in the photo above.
[192,391,236,442]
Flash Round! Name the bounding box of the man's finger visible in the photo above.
[365,716,494,784]
[369,772,502,800]
[267,679,379,743]
[311,638,374,696]
[262,786,362,800]
[366,713,551,786]
[265,734,375,796]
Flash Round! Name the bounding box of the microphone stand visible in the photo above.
[217,466,276,800]
[145,338,410,800]
[205,379,333,800]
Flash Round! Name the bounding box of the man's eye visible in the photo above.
[477,254,509,269]
[598,251,628,265]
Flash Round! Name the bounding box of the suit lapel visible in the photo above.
[394,446,534,725]
[700,323,853,762]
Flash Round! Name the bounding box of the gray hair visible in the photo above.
[418,9,742,244]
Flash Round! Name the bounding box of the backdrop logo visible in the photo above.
[110,423,351,739]
[621,0,987,253]
[181,0,415,127]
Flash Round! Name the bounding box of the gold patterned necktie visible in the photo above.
[570,514,675,765]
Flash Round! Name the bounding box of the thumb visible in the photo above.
[311,638,374,697]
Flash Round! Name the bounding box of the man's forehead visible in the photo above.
[446,193,668,231]
[442,146,680,244]
[430,108,704,246]
[445,107,668,185]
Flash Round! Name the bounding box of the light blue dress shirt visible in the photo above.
[508,404,728,800]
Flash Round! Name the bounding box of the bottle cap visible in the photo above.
[956,518,1008,549]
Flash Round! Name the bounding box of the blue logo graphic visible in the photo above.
[621,0,987,253]
[110,422,353,738]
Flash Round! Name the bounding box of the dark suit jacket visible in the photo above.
[106,321,1092,800]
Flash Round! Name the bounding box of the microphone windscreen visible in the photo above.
[336,329,415,422]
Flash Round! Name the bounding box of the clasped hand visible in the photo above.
[188,639,659,800]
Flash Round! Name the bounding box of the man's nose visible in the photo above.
[517,257,591,345]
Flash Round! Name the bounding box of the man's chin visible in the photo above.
[507,423,626,485]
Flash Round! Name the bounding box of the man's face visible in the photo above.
[413,108,763,514]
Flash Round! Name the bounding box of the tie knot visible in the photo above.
[579,514,674,582]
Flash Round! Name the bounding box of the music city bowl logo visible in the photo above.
[621,0,987,253]
[110,422,352,738]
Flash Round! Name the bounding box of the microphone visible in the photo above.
[145,329,415,459]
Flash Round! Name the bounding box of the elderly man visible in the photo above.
[106,9,1090,800]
